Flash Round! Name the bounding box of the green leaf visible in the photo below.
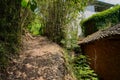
[21,0,29,8]
[30,0,37,12]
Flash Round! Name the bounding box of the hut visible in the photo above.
[78,24,120,80]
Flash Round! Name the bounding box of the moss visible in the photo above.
[81,5,120,36]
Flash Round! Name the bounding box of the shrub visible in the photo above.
[28,16,43,35]
[81,5,120,36]
[73,55,98,80]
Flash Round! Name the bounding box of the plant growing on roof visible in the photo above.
[81,5,120,36]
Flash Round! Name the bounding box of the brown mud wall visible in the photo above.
[82,37,120,80]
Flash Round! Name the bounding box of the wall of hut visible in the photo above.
[81,35,120,80]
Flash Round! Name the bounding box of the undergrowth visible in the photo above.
[63,49,98,80]
[0,43,8,67]
[73,55,98,80]
[27,15,43,35]
[0,0,21,70]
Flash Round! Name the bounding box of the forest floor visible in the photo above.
[0,35,74,80]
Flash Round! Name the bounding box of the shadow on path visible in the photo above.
[1,36,73,80]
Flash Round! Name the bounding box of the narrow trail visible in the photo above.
[2,35,73,80]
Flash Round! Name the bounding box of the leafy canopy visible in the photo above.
[21,0,37,11]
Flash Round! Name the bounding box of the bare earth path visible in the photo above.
[2,36,73,80]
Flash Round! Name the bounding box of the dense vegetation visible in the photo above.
[81,5,120,36]
[0,0,99,80]
[64,50,98,80]
[36,0,90,47]
[0,0,37,68]
[73,55,98,80]
[0,0,21,67]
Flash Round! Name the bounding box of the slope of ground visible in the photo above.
[0,35,74,80]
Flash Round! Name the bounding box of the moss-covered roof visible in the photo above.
[81,5,120,26]
[78,23,120,44]
[80,5,120,36]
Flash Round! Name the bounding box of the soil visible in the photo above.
[0,35,74,80]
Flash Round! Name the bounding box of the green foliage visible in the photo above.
[37,0,91,44]
[21,0,29,7]
[28,16,43,35]
[30,0,37,12]
[63,50,98,80]
[0,0,21,68]
[61,39,79,50]
[62,49,77,79]
[81,5,120,36]
[73,55,98,80]
[0,0,21,49]
[61,14,80,49]
[0,43,8,67]
[21,0,37,12]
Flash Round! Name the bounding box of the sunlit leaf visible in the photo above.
[21,0,29,8]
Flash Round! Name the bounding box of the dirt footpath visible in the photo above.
[2,36,73,80]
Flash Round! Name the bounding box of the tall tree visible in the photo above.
[37,0,90,44]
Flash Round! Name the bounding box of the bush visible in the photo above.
[81,5,120,36]
[28,16,43,35]
[73,55,98,80]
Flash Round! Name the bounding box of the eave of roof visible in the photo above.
[78,23,120,44]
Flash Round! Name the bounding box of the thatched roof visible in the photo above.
[78,23,120,44]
